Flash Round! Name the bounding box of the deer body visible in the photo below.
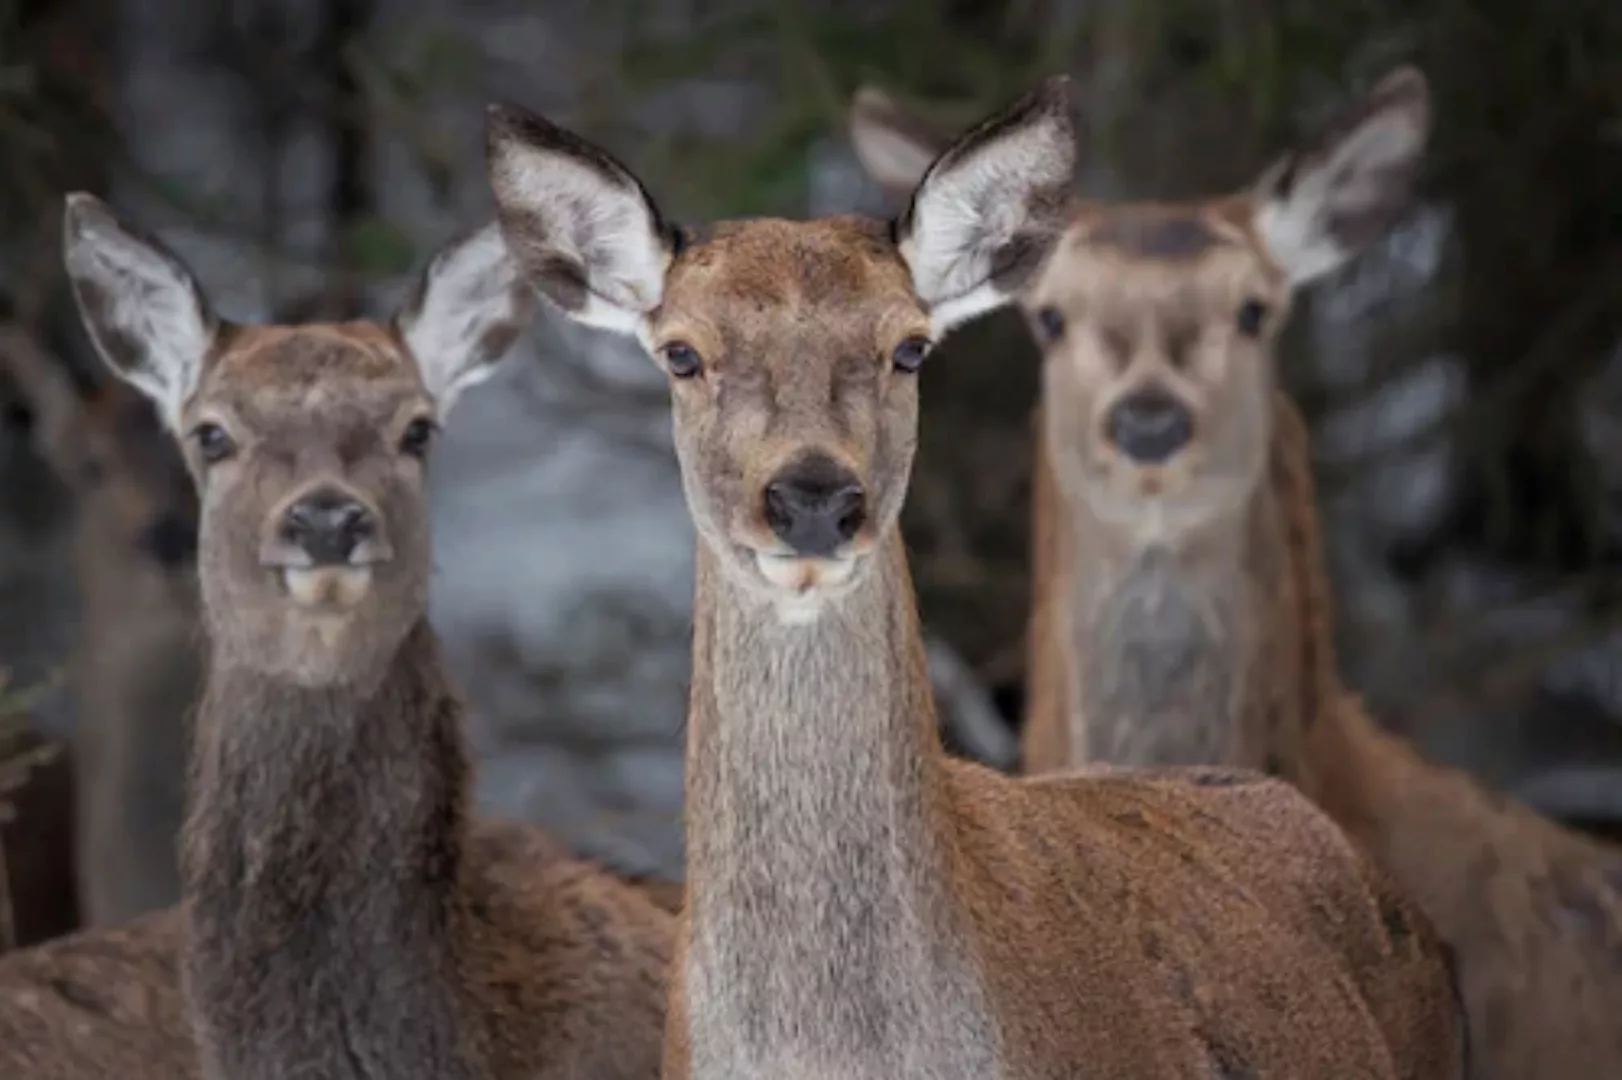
[1025,403,1307,780]
[674,531,1458,1079]
[678,543,1001,1079]
[1040,393,1622,1079]
[0,197,675,1080]
[848,67,1622,1080]
[489,78,1466,1079]
[1,329,201,926]
[72,566,198,923]
[183,615,673,1080]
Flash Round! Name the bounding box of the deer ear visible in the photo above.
[1253,67,1431,286]
[394,221,536,415]
[848,86,948,199]
[897,77,1078,338]
[485,103,676,342]
[62,193,219,431]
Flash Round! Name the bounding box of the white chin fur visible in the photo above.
[753,552,857,625]
[282,566,374,609]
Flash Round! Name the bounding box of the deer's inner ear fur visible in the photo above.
[394,222,536,416]
[61,193,220,432]
[486,103,676,341]
[1253,67,1432,287]
[896,77,1079,339]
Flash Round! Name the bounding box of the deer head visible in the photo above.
[850,69,1431,541]
[62,195,534,685]
[487,79,1077,624]
[1,329,199,576]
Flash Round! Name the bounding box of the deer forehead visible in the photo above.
[1031,204,1285,321]
[195,323,430,423]
[656,217,928,354]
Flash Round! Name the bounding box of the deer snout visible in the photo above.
[762,454,866,559]
[274,487,381,568]
[1107,388,1194,464]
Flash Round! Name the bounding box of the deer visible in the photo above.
[848,67,1622,1079]
[0,194,676,1080]
[487,77,1467,1079]
[1,326,200,928]
[0,328,688,935]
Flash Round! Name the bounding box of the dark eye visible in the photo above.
[661,342,703,380]
[1236,298,1269,337]
[191,422,235,464]
[891,336,931,374]
[1035,306,1065,343]
[399,417,437,458]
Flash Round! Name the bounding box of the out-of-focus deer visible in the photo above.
[0,326,199,927]
[849,66,1622,1080]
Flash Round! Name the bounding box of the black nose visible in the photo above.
[139,514,198,569]
[762,454,866,558]
[278,489,376,566]
[1107,389,1194,464]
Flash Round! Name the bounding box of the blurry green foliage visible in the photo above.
[344,216,418,277]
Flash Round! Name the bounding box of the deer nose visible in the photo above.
[763,455,866,559]
[278,488,377,567]
[1107,389,1193,464]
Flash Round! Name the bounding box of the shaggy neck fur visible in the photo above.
[681,536,1000,1076]
[1047,397,1321,788]
[182,620,481,1080]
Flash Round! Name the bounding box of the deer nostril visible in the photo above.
[764,483,793,534]
[1107,390,1194,465]
[762,455,867,559]
[835,494,865,543]
[279,489,377,567]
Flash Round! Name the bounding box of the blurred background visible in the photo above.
[1,0,1621,950]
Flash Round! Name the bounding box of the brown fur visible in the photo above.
[1033,383,1622,1078]
[0,832,673,1079]
[1282,404,1622,1080]
[489,84,1465,1078]
[863,76,1622,1080]
[0,328,200,926]
[0,197,675,1079]
[665,531,1463,1079]
[622,878,685,914]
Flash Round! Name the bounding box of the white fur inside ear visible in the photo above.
[1256,105,1427,286]
[490,141,668,338]
[63,204,213,431]
[924,288,1005,340]
[398,222,530,417]
[901,117,1071,335]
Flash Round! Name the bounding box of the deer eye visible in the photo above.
[661,342,703,380]
[191,422,236,464]
[1034,306,1065,343]
[891,336,931,374]
[399,417,437,458]
[1236,298,1269,338]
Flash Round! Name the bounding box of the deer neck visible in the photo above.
[681,533,998,1074]
[182,619,479,1079]
[1054,419,1313,787]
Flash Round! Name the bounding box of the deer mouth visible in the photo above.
[750,550,862,625]
[278,565,376,610]
[753,551,859,591]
